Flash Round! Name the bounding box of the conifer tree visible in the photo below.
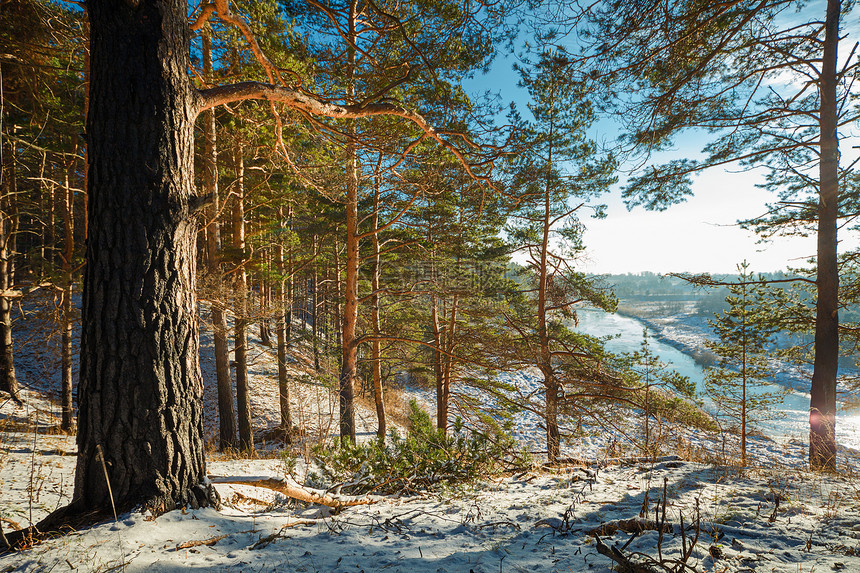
[627,330,694,458]
[704,262,789,466]
[505,49,616,462]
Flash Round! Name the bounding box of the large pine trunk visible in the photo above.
[75,0,214,513]
[809,0,841,471]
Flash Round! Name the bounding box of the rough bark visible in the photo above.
[441,294,458,434]
[312,263,320,371]
[432,295,445,433]
[340,149,359,443]
[540,113,559,463]
[75,0,214,514]
[202,27,237,452]
[339,2,358,443]
[809,0,840,471]
[259,271,272,346]
[232,142,253,452]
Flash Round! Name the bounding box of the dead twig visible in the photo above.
[250,521,316,550]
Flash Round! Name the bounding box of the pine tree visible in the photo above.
[504,49,616,462]
[579,0,857,469]
[627,330,695,458]
[704,262,789,466]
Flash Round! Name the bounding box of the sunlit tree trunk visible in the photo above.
[60,165,75,430]
[202,27,237,451]
[233,142,253,452]
[370,182,385,439]
[0,133,20,404]
[339,0,359,442]
[312,259,320,371]
[275,213,292,440]
[539,109,559,463]
[441,294,458,435]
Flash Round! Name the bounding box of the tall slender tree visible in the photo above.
[200,25,238,451]
[505,50,616,462]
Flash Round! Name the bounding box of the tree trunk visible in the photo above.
[545,377,560,462]
[0,132,20,404]
[340,151,358,443]
[259,269,272,346]
[333,235,342,352]
[276,225,292,441]
[539,112,559,463]
[370,184,385,440]
[285,217,293,348]
[44,156,54,274]
[312,262,320,371]
[202,27,237,452]
[432,295,445,433]
[232,142,253,453]
[809,0,840,471]
[60,166,75,431]
[75,0,214,514]
[441,294,458,435]
[82,17,90,244]
[339,2,359,443]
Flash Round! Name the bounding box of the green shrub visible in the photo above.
[312,400,527,494]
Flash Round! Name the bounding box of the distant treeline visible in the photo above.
[602,271,801,317]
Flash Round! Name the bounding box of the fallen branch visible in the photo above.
[173,534,230,551]
[209,475,382,510]
[589,517,673,538]
[250,520,317,550]
[595,535,660,573]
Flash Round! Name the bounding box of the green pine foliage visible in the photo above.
[704,262,789,465]
[501,48,618,461]
[311,400,529,494]
[625,331,697,457]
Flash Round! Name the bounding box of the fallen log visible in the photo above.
[209,475,382,510]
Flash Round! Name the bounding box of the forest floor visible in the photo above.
[2,299,860,572]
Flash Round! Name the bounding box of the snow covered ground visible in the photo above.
[3,298,860,572]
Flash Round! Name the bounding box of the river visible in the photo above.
[576,307,860,450]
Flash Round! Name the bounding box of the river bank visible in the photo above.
[577,302,860,449]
